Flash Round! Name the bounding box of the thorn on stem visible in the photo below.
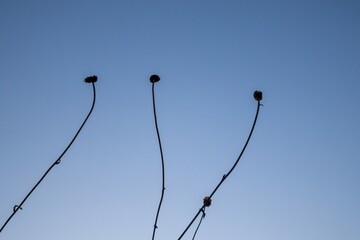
[13,205,22,212]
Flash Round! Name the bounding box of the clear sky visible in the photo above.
[1,0,359,239]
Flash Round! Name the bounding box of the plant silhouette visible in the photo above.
[150,74,166,240]
[1,74,262,240]
[148,74,263,240]
[0,76,97,233]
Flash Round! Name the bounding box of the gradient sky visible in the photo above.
[1,0,359,239]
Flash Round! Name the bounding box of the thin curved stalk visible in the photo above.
[178,99,262,240]
[192,208,206,240]
[0,81,97,233]
[151,82,166,240]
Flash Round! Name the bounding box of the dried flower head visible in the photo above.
[84,75,98,83]
[253,90,263,101]
[150,74,160,83]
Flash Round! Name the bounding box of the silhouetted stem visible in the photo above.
[178,100,262,240]
[151,83,166,240]
[0,82,96,233]
[192,208,206,240]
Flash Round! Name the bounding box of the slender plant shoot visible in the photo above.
[150,74,166,240]
[0,76,98,233]
[178,90,263,240]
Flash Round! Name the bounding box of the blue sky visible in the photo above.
[1,0,359,239]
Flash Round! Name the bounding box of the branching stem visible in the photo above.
[178,100,262,240]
